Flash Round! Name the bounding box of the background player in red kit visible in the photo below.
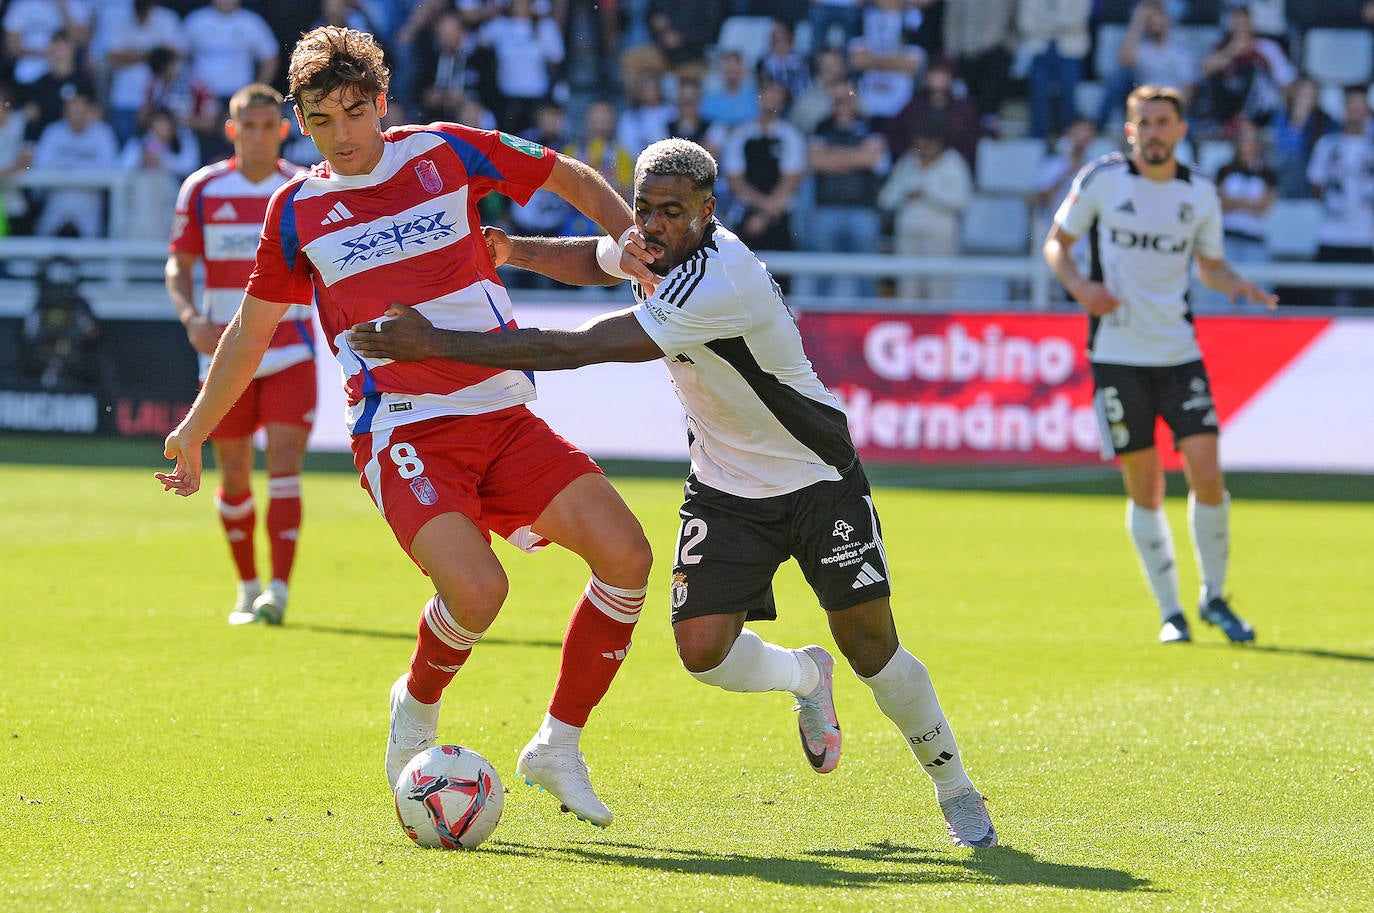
[157,26,655,828]
[166,83,312,626]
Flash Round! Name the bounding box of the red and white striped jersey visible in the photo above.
[171,157,313,379]
[245,123,557,435]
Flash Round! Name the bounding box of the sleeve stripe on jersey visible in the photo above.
[430,130,506,183]
[280,182,307,271]
[657,254,708,308]
[1077,154,1126,191]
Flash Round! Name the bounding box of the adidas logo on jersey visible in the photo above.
[1115,199,1136,214]
[851,562,886,589]
[320,201,355,225]
[212,201,239,221]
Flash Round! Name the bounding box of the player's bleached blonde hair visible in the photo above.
[228,83,283,121]
[288,26,390,110]
[635,139,717,194]
[1126,84,1186,121]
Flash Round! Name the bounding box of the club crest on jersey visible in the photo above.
[415,159,443,194]
[410,475,439,505]
[670,572,688,609]
[1179,202,1194,223]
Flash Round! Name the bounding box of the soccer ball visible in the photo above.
[393,745,504,849]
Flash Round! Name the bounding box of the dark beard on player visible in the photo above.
[1142,141,1172,165]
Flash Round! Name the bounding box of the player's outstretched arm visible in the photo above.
[541,155,659,288]
[1196,255,1279,309]
[346,304,663,369]
[155,294,289,497]
[483,226,657,289]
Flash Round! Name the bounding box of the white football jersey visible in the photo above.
[1055,152,1224,366]
[631,221,857,499]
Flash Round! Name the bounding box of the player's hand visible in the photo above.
[1072,280,1121,317]
[155,427,203,497]
[1232,279,1279,310]
[620,227,659,294]
[482,225,512,268]
[184,315,223,356]
[346,304,437,362]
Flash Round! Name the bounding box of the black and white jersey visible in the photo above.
[1055,152,1224,366]
[631,221,856,498]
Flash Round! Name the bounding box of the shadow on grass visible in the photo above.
[485,838,1153,892]
[1200,642,1374,664]
[289,623,562,649]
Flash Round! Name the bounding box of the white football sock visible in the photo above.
[859,647,974,802]
[533,713,581,751]
[1188,491,1230,604]
[689,627,804,694]
[1127,500,1184,621]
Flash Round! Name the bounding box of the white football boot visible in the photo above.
[228,580,263,626]
[516,739,613,827]
[386,674,439,790]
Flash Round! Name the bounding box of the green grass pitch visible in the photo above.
[1,460,1370,912]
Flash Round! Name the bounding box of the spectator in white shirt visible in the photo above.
[1096,0,1197,130]
[878,124,973,302]
[183,0,278,105]
[30,89,120,238]
[2,0,96,85]
[616,74,674,157]
[90,0,186,144]
[849,0,926,121]
[118,106,201,240]
[479,0,564,134]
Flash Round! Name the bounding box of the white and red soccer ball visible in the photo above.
[394,745,504,849]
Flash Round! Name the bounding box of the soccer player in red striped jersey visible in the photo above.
[166,83,312,627]
[156,27,656,828]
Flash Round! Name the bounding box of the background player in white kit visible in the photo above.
[347,139,998,849]
[166,83,311,625]
[1042,85,1277,644]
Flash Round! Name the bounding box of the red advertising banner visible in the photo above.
[798,311,1330,468]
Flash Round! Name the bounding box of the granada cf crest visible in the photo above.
[415,159,443,194]
[410,475,439,505]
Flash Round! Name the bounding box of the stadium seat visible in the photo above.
[1263,199,1323,260]
[715,16,775,67]
[974,137,1047,195]
[1302,29,1374,87]
[1075,81,1106,124]
[1094,24,1129,84]
[1196,139,1233,178]
[961,195,1032,255]
[1172,25,1222,66]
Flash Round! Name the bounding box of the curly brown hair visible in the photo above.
[288,26,390,110]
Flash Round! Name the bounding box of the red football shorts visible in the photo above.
[351,406,602,565]
[208,358,318,440]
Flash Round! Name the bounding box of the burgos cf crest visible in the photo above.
[410,475,439,505]
[415,159,443,194]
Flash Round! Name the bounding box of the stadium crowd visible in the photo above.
[1,0,1372,303]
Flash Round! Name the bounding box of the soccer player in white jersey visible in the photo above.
[1042,85,1277,645]
[156,27,658,828]
[167,83,311,626]
[347,138,999,849]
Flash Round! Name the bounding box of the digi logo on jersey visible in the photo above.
[1108,228,1188,253]
[334,211,461,268]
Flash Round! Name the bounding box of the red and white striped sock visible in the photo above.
[407,594,483,704]
[214,487,257,582]
[266,473,302,585]
[548,576,645,728]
